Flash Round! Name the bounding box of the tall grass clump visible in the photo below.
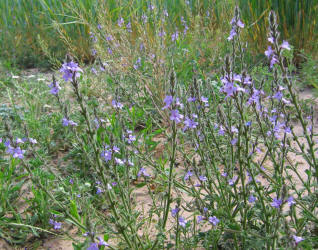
[238,0,318,57]
[1,0,317,68]
[0,0,97,68]
[0,0,235,68]
[71,0,234,118]
[0,5,317,249]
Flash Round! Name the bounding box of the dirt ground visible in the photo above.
[1,71,317,249]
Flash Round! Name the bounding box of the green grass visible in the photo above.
[238,0,318,57]
[1,0,317,68]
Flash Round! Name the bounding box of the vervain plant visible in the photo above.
[0,6,317,250]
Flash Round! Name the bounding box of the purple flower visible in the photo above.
[105,34,113,41]
[171,207,180,217]
[201,96,209,107]
[231,138,238,145]
[199,176,207,182]
[221,81,237,98]
[137,167,150,177]
[91,49,97,56]
[126,22,132,32]
[158,30,166,37]
[268,36,275,44]
[87,243,99,250]
[287,196,296,206]
[271,198,282,208]
[218,127,225,136]
[231,126,238,133]
[112,100,123,109]
[12,147,25,159]
[113,146,120,153]
[248,195,256,203]
[5,143,25,159]
[162,95,173,110]
[15,138,23,144]
[49,81,61,95]
[141,14,148,23]
[69,179,74,184]
[228,176,237,186]
[184,170,193,181]
[170,110,183,123]
[69,120,78,126]
[265,46,274,58]
[62,118,77,127]
[270,115,278,123]
[175,98,184,108]
[171,31,179,42]
[227,28,237,41]
[270,56,278,68]
[49,219,61,230]
[183,25,189,35]
[5,140,12,148]
[281,40,291,50]
[101,147,112,162]
[127,134,136,144]
[292,235,304,244]
[208,216,220,226]
[237,19,244,28]
[197,215,204,223]
[183,117,198,131]
[139,43,144,51]
[307,125,313,133]
[148,4,155,11]
[187,96,196,102]
[29,138,37,144]
[133,57,141,70]
[247,89,261,106]
[89,32,97,42]
[117,17,124,27]
[178,217,187,228]
[91,67,97,75]
[115,158,125,165]
[97,236,109,246]
[273,91,283,100]
[60,61,83,82]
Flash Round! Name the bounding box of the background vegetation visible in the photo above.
[1,0,317,69]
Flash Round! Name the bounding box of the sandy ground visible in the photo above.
[1,71,317,249]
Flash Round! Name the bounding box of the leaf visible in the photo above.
[104,233,109,242]
[69,199,81,223]
[305,169,312,178]
[135,182,147,188]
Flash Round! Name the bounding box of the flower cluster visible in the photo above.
[62,118,78,127]
[227,10,244,41]
[4,140,25,159]
[49,219,61,230]
[60,61,83,82]
[48,80,61,95]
